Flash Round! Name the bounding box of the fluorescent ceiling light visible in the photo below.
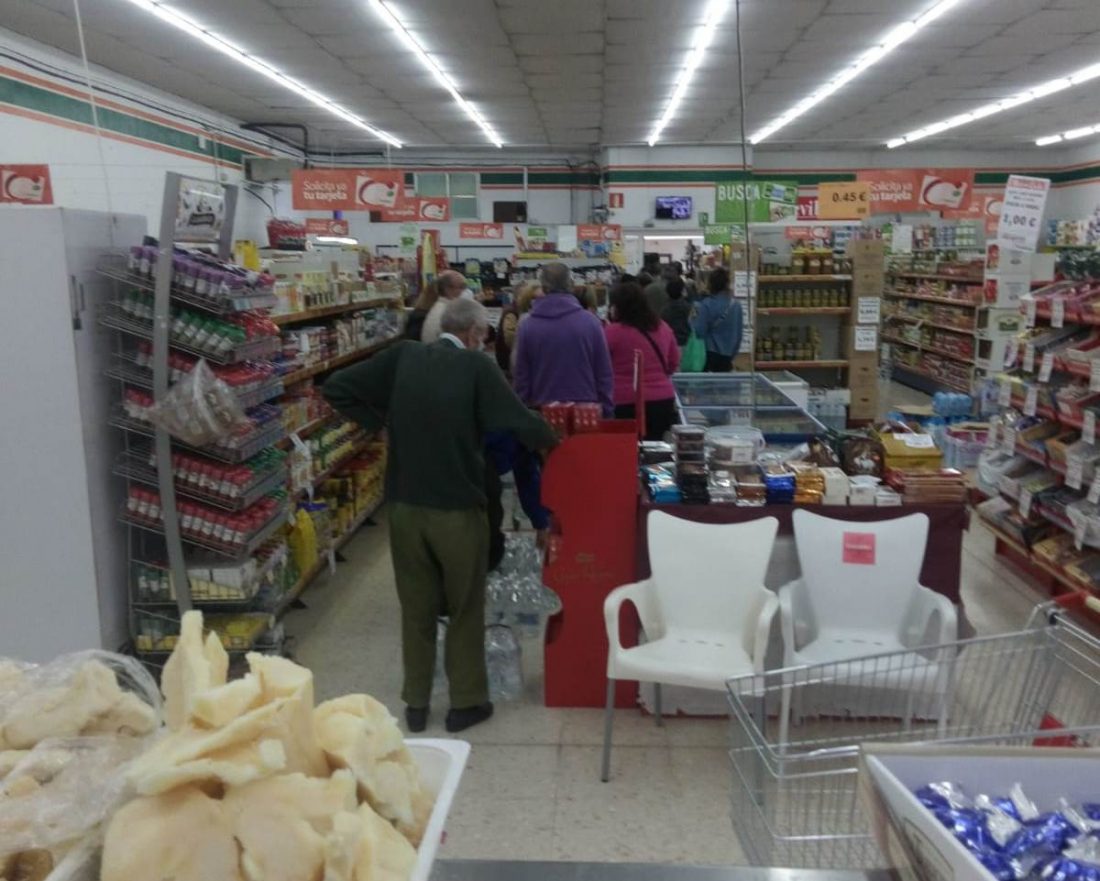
[888,59,1100,147]
[119,0,402,147]
[367,0,502,148]
[1036,123,1100,146]
[647,0,732,146]
[750,0,964,145]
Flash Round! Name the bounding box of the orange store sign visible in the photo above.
[292,168,448,221]
[856,168,974,213]
[460,222,505,239]
[0,164,52,204]
[304,218,349,236]
[577,224,622,241]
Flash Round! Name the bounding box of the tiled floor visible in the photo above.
[284,381,1050,866]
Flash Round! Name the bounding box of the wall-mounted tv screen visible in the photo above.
[655,196,692,219]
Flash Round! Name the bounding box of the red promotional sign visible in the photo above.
[577,224,622,241]
[291,168,411,218]
[796,195,818,220]
[608,192,624,209]
[459,222,505,239]
[304,218,349,236]
[857,168,974,214]
[842,532,876,565]
[0,164,53,204]
[943,193,1002,234]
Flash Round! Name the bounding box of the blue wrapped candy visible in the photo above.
[917,782,972,812]
[1040,837,1100,881]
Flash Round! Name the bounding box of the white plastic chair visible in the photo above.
[601,511,779,781]
[777,509,958,746]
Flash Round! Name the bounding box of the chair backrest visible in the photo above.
[791,509,930,634]
[646,511,778,633]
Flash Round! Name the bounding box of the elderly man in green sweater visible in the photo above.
[323,298,558,733]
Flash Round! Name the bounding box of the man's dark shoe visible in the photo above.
[445,702,494,733]
[405,705,429,733]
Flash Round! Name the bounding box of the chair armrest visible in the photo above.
[604,579,658,651]
[751,591,779,673]
[777,579,814,658]
[901,585,958,648]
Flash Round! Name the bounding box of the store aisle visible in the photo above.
[285,503,1047,865]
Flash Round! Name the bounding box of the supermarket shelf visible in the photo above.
[97,254,277,314]
[756,307,850,316]
[106,359,284,410]
[887,271,983,284]
[278,415,336,449]
[978,515,1030,556]
[883,290,981,308]
[131,547,286,609]
[296,434,371,494]
[882,313,975,335]
[115,450,288,512]
[110,412,286,464]
[891,362,972,394]
[123,502,288,560]
[281,335,401,386]
[979,515,1092,596]
[1008,396,1059,422]
[758,274,852,282]
[882,336,975,366]
[275,495,383,618]
[272,297,401,326]
[753,359,848,369]
[100,303,281,365]
[513,257,612,268]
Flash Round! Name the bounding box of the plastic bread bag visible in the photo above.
[0,736,147,860]
[0,650,162,752]
[146,358,250,446]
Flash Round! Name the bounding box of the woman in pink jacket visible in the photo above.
[604,281,681,440]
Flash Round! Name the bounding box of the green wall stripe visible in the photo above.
[481,172,523,185]
[0,73,254,166]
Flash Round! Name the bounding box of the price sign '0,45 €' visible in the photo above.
[818,182,871,220]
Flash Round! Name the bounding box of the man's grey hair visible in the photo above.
[539,261,572,292]
[440,297,489,334]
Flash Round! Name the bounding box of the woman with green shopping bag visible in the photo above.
[690,267,744,372]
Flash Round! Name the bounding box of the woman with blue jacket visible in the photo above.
[691,267,744,372]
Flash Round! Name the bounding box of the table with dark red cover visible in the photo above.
[636,501,970,603]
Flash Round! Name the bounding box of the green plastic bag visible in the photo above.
[682,331,706,372]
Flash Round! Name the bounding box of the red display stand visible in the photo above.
[541,423,639,708]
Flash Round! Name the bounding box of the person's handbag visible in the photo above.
[681,330,706,372]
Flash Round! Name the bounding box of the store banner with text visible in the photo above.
[796,195,818,220]
[818,181,870,219]
[291,168,450,221]
[703,223,745,245]
[577,224,622,242]
[714,180,797,224]
[998,175,1050,252]
[0,164,52,204]
[943,193,1003,236]
[856,168,974,213]
[459,222,505,239]
[304,218,349,236]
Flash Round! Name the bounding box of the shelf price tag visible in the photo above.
[1019,488,1034,518]
[1002,426,1017,455]
[1024,386,1038,417]
[1067,459,1085,490]
[1039,352,1054,383]
[1051,297,1065,328]
[1025,297,1037,328]
[1023,343,1035,373]
[1085,411,1097,446]
[998,378,1012,407]
[986,422,1000,449]
[1091,361,1100,393]
[1075,520,1087,551]
[1089,474,1100,505]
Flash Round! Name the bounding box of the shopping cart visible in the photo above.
[726,595,1100,869]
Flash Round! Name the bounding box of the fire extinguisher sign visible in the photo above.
[0,164,53,204]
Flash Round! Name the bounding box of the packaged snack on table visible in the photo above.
[732,465,766,506]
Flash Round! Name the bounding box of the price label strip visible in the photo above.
[1091,360,1100,393]
[1024,386,1038,416]
[1002,426,1017,456]
[986,422,1000,449]
[1025,298,1037,328]
[1089,474,1100,506]
[999,378,1012,407]
[1039,352,1054,383]
[1085,411,1097,446]
[1023,343,1035,374]
[1051,297,1065,328]
[1066,459,1084,491]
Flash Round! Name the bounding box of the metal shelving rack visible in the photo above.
[100,173,291,666]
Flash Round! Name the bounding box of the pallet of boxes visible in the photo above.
[847,240,885,422]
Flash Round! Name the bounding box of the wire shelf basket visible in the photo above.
[129,541,289,607]
[114,446,288,512]
[106,356,284,410]
[726,604,1100,870]
[110,410,286,464]
[97,252,278,314]
[122,499,289,560]
[99,301,281,365]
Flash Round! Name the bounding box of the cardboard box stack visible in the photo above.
[848,240,885,421]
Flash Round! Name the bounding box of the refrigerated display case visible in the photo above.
[672,372,827,442]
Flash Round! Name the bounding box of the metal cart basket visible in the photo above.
[726,599,1100,870]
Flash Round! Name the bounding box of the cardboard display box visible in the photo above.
[853,267,886,296]
[860,745,1100,881]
